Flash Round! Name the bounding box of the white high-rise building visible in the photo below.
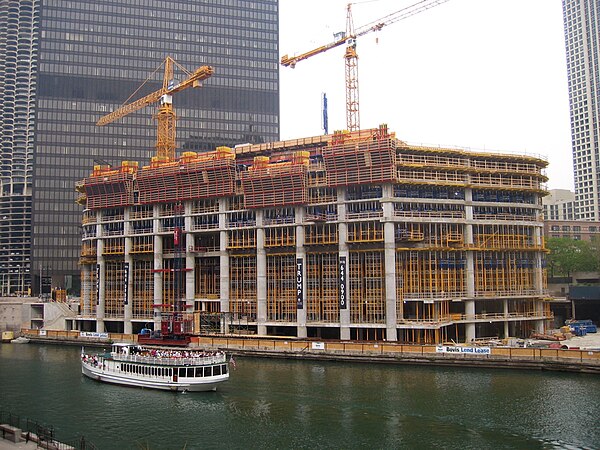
[562,0,600,219]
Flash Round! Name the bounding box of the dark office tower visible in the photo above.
[0,0,279,295]
[562,0,599,219]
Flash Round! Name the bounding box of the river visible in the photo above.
[1,343,599,449]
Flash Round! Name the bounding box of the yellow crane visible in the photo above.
[281,0,449,132]
[96,56,214,162]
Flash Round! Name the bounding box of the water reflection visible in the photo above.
[1,344,599,449]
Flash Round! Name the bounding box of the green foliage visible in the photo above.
[546,237,598,277]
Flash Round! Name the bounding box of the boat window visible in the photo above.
[213,365,221,376]
[168,368,172,377]
[203,366,212,377]
[222,364,228,374]
[187,368,194,378]
[195,368,203,377]
[179,367,186,378]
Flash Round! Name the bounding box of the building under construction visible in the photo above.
[75,125,551,344]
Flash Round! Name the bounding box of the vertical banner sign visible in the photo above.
[96,264,100,305]
[123,262,129,305]
[339,256,347,309]
[296,258,304,309]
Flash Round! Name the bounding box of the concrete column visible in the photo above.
[295,206,307,338]
[503,299,509,339]
[337,187,350,340]
[124,235,133,335]
[384,220,397,341]
[96,238,105,333]
[256,210,267,336]
[219,199,230,320]
[464,187,475,342]
[185,201,195,311]
[153,205,162,330]
[465,300,475,342]
[533,226,544,293]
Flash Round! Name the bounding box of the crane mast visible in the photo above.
[282,0,450,131]
[96,56,214,162]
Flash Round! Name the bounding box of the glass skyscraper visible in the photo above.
[562,0,599,219]
[0,0,279,295]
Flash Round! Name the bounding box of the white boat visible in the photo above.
[81,343,229,392]
[10,336,30,344]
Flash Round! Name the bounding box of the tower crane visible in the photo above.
[96,56,214,162]
[281,0,449,132]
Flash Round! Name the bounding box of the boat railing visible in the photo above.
[109,353,227,366]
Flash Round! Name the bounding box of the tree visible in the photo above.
[546,237,598,278]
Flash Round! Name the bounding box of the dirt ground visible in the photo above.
[557,331,600,350]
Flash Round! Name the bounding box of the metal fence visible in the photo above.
[0,410,97,450]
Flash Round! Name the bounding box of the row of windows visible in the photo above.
[53,0,277,19]
[44,9,277,36]
[119,363,227,378]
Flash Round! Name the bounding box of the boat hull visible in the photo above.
[81,359,228,392]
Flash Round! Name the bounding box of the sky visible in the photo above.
[279,0,573,191]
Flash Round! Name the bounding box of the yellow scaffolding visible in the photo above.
[195,256,219,298]
[227,229,256,249]
[474,251,536,296]
[306,252,339,322]
[105,261,125,318]
[267,254,297,321]
[396,250,467,301]
[132,260,153,319]
[131,235,153,253]
[229,255,257,319]
[264,226,296,247]
[304,223,338,245]
[347,221,384,243]
[80,269,97,316]
[103,237,125,255]
[349,251,385,324]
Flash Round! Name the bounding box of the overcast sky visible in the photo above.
[279,0,573,191]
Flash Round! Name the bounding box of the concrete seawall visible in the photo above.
[19,329,600,374]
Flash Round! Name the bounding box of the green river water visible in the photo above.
[0,343,599,449]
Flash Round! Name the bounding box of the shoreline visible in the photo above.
[14,332,600,375]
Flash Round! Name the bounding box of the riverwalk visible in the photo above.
[18,328,600,374]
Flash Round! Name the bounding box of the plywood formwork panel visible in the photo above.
[137,157,236,204]
[241,164,308,209]
[84,172,135,210]
[323,137,396,187]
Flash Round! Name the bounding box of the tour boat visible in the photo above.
[81,343,229,392]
